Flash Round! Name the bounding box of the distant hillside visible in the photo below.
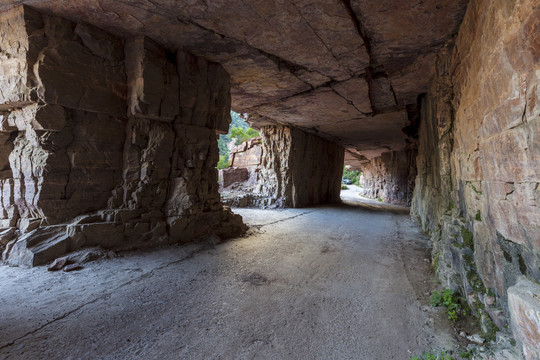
[231,111,249,130]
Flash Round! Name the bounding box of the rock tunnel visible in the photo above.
[0,0,538,357]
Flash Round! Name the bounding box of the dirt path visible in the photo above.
[0,193,456,359]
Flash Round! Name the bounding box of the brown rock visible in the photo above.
[508,279,540,360]
[125,36,179,120]
[255,125,343,208]
[358,149,417,206]
[221,168,249,188]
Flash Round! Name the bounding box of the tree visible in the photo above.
[343,168,361,185]
[230,126,260,145]
[217,155,230,169]
[216,111,259,168]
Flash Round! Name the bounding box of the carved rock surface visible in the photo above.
[0,0,469,159]
[0,7,246,266]
[411,0,539,351]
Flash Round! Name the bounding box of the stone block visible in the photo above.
[508,279,540,360]
[177,50,231,133]
[80,223,125,248]
[221,167,249,188]
[125,36,179,120]
[0,5,126,116]
[31,105,66,131]
[4,226,72,267]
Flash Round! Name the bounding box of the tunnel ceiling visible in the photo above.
[1,0,469,158]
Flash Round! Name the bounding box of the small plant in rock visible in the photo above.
[341,184,349,190]
[411,350,454,360]
[430,289,464,322]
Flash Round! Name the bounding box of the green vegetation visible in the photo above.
[475,210,481,221]
[465,181,483,195]
[342,168,361,185]
[217,155,230,170]
[411,351,454,360]
[341,184,349,190]
[230,127,259,145]
[217,111,260,168]
[459,350,473,359]
[433,252,440,273]
[430,289,464,322]
[447,198,454,212]
[460,226,474,250]
[377,197,383,202]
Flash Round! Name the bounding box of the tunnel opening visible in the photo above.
[0,1,538,358]
[217,111,262,207]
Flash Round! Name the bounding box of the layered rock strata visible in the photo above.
[255,125,344,208]
[411,0,539,356]
[0,6,246,267]
[358,149,417,206]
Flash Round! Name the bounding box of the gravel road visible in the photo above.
[0,190,455,359]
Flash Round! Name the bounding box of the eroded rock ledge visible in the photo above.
[0,6,246,267]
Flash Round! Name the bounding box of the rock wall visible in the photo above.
[0,6,246,267]
[411,0,539,356]
[219,137,261,189]
[358,149,417,206]
[256,125,343,208]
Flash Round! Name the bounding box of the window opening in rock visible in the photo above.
[340,163,363,199]
[217,111,261,207]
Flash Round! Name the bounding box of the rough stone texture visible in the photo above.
[220,168,249,189]
[0,6,246,267]
[229,137,262,169]
[0,0,469,160]
[358,149,417,206]
[255,125,344,208]
[219,136,262,191]
[508,279,540,360]
[343,149,368,172]
[411,0,539,350]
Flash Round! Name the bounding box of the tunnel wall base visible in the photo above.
[0,6,246,267]
[411,0,539,356]
[255,125,344,208]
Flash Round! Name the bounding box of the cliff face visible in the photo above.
[0,6,246,267]
[411,0,539,356]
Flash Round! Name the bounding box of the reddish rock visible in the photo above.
[508,279,540,360]
[221,168,250,189]
[359,149,417,206]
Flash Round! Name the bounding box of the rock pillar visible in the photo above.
[255,125,344,207]
[0,5,246,266]
[358,149,417,206]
